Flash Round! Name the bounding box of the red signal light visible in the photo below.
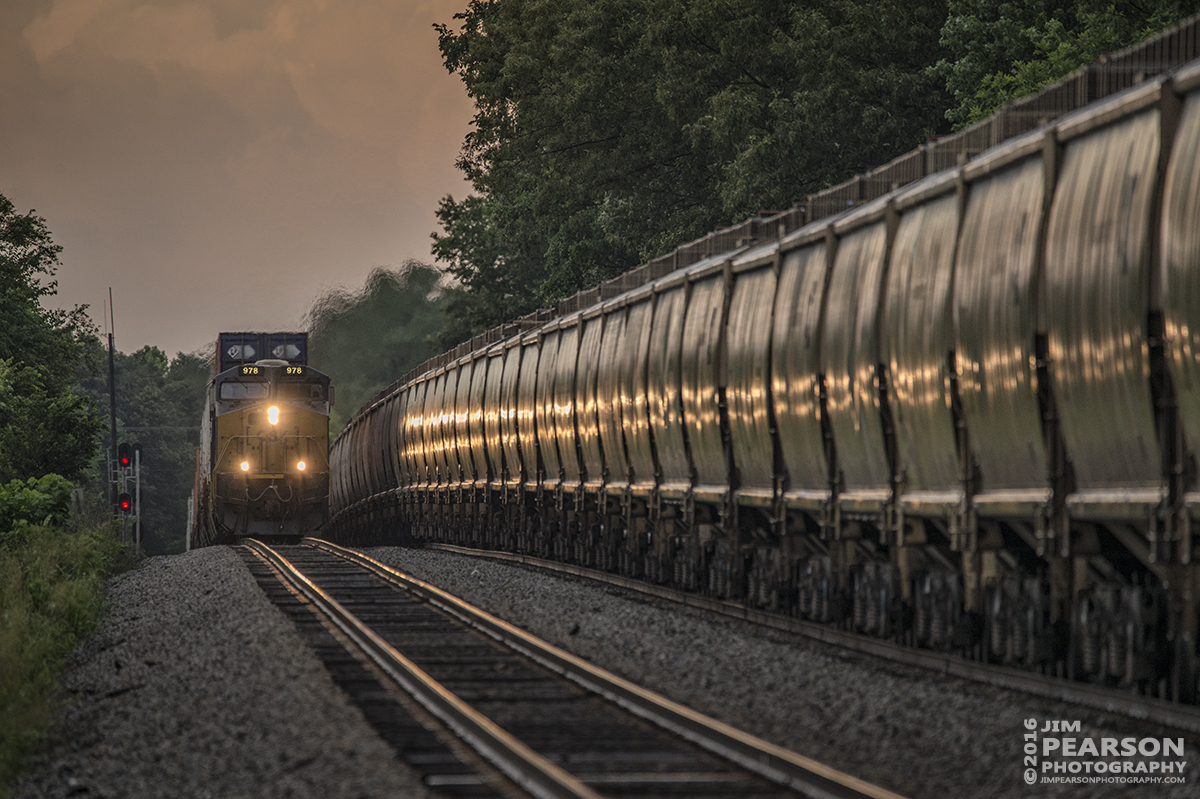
[118,442,132,468]
[118,493,132,513]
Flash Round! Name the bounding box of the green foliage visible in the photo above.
[305,262,449,432]
[0,522,129,795]
[936,1,1200,128]
[0,475,73,548]
[648,0,950,213]
[433,0,951,339]
[0,194,103,484]
[433,1,1198,336]
[77,346,210,556]
[0,361,101,488]
[434,0,687,335]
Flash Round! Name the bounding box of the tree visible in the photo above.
[935,0,1200,128]
[78,346,211,555]
[434,0,710,335]
[433,0,951,340]
[0,193,102,484]
[305,262,450,433]
[648,0,950,215]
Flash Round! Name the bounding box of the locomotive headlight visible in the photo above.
[267,406,280,425]
[240,461,250,472]
[296,461,306,471]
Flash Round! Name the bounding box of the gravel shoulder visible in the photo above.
[365,546,1200,799]
[13,543,1199,799]
[13,546,434,799]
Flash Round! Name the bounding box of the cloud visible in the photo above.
[2,0,473,356]
[24,1,463,153]
[22,0,117,62]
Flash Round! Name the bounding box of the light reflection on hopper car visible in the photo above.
[330,62,1200,703]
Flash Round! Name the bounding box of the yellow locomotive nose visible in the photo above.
[267,406,280,425]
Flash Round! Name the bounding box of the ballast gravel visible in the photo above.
[13,542,1200,799]
[364,546,1200,799]
[12,546,434,799]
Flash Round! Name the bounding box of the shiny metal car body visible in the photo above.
[823,198,893,518]
[577,309,606,496]
[727,243,780,513]
[772,226,835,513]
[1046,82,1167,522]
[326,59,1200,703]
[1162,62,1200,541]
[885,172,963,527]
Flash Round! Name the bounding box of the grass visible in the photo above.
[0,522,133,797]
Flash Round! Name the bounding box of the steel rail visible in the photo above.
[305,537,909,799]
[242,538,603,799]
[420,542,1200,735]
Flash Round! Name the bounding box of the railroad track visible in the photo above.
[240,538,906,799]
[422,542,1200,736]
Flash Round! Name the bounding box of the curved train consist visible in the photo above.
[329,63,1200,702]
[191,332,331,547]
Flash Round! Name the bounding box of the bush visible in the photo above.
[0,475,73,548]
[0,476,131,797]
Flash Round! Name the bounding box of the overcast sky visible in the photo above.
[1,0,474,357]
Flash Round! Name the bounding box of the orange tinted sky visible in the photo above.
[0,0,474,356]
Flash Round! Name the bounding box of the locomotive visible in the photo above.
[190,332,331,547]
[329,60,1200,702]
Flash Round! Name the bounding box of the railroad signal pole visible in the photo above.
[107,288,119,514]
[133,443,142,555]
[114,441,143,553]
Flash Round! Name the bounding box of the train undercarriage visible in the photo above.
[330,483,1200,705]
